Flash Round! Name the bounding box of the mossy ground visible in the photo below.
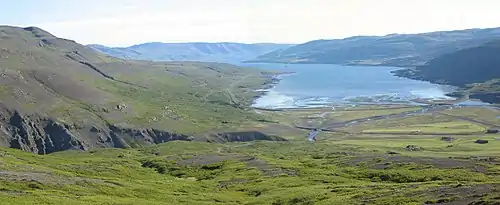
[1,105,499,205]
[361,121,486,134]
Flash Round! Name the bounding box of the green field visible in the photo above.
[441,107,500,126]
[362,121,486,134]
[260,106,420,128]
[1,138,499,205]
[1,105,500,204]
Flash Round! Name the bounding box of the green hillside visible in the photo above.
[250,27,500,66]
[1,135,499,205]
[0,26,275,153]
[394,40,500,103]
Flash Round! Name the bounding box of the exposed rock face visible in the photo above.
[4,111,85,154]
[211,131,288,143]
[107,125,191,146]
[0,108,191,154]
[0,108,288,154]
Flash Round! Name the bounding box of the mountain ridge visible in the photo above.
[394,39,500,103]
[89,42,294,63]
[250,27,500,66]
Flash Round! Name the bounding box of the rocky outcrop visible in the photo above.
[475,139,489,144]
[107,125,191,146]
[211,131,288,143]
[0,108,288,154]
[0,108,192,154]
[4,111,85,154]
[486,129,499,134]
[440,137,455,142]
[405,145,424,151]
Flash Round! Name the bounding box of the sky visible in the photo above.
[2,0,500,47]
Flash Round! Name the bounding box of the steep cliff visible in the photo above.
[0,106,192,154]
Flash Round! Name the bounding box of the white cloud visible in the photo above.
[32,0,500,46]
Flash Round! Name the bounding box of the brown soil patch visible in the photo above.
[246,158,298,177]
[348,155,490,173]
[176,154,251,166]
[409,184,500,205]
[175,154,298,176]
[0,171,106,185]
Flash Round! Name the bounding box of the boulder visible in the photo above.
[440,137,455,142]
[486,129,499,134]
[405,145,423,151]
[116,103,127,111]
[101,107,110,113]
[475,139,489,144]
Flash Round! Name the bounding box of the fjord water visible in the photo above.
[244,63,454,109]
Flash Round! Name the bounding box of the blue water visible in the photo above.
[454,100,491,106]
[243,63,455,109]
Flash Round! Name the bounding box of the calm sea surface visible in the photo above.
[242,63,455,109]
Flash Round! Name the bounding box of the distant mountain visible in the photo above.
[394,40,500,103]
[394,40,500,85]
[251,27,500,66]
[88,42,294,63]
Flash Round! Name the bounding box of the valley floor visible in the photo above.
[1,104,500,205]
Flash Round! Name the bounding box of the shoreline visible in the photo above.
[248,64,493,110]
[250,71,294,106]
[251,93,492,110]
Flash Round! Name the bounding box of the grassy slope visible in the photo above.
[0,26,274,134]
[1,106,499,204]
[0,138,498,205]
[362,121,487,134]
[86,61,273,133]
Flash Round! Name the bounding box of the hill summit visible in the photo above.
[0,26,274,154]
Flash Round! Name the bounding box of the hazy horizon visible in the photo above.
[86,26,500,48]
[2,0,500,47]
